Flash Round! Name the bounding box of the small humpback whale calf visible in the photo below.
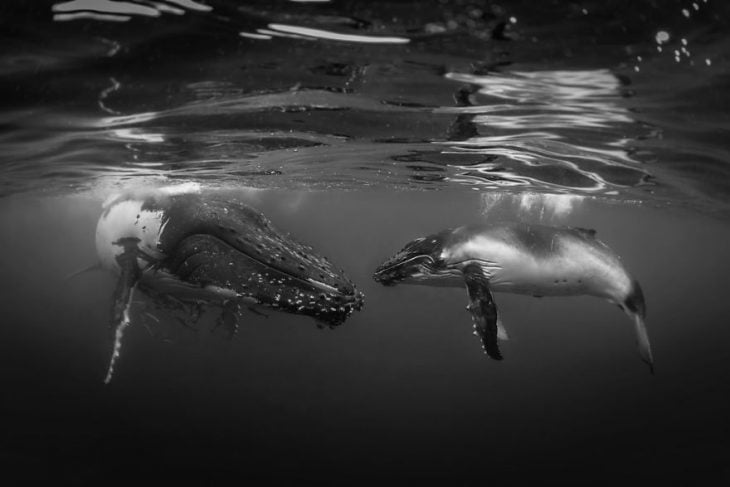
[94,184,363,382]
[373,222,653,372]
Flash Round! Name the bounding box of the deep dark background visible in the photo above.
[2,190,730,484]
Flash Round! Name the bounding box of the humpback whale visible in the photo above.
[373,222,653,372]
[95,185,363,382]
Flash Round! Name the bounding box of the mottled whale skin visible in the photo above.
[96,185,363,382]
[373,222,653,372]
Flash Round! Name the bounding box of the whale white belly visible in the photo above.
[452,233,629,300]
[95,199,166,273]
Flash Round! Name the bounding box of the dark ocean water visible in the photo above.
[1,1,730,484]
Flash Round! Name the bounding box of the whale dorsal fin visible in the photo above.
[572,227,597,238]
[463,263,503,361]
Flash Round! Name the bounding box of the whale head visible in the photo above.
[97,189,364,327]
[96,187,365,383]
[166,225,365,327]
[373,230,455,286]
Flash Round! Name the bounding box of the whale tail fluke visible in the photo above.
[623,279,654,374]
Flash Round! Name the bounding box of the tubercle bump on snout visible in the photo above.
[309,289,364,327]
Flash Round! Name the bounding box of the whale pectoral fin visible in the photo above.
[463,264,503,361]
[105,240,143,384]
[496,318,509,341]
[104,284,136,384]
[65,262,102,281]
[213,300,240,339]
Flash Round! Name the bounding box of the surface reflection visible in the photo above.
[93,183,363,382]
[438,68,652,192]
[52,0,212,22]
[373,221,654,372]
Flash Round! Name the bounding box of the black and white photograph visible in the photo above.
[1,0,729,484]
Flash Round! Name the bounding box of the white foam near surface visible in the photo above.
[481,192,585,222]
[101,182,201,209]
[157,181,202,196]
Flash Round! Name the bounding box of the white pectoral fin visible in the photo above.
[497,318,509,341]
[104,239,142,383]
[104,285,135,384]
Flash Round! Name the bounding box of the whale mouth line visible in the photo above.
[374,254,436,275]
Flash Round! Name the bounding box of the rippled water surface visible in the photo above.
[1,0,730,484]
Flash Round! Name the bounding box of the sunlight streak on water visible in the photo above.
[53,0,160,17]
[470,112,632,129]
[54,12,132,22]
[239,31,274,41]
[52,0,212,22]
[109,128,165,143]
[445,137,641,167]
[255,28,315,41]
[266,24,410,44]
[434,69,651,194]
[447,69,623,102]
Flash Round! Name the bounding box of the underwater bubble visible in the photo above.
[655,30,670,44]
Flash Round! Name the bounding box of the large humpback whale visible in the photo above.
[373,222,653,372]
[95,185,363,382]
